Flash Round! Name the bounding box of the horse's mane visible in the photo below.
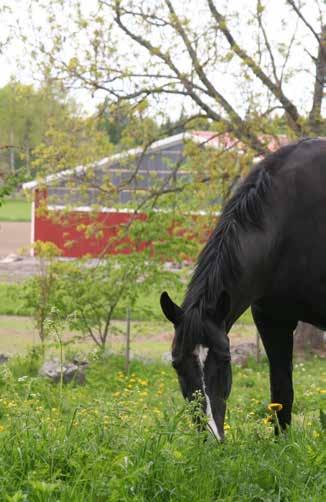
[182,139,309,316]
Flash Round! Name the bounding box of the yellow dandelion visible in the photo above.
[268,403,283,412]
[224,424,231,430]
[113,391,121,398]
[0,425,4,433]
[262,417,273,426]
[319,389,326,395]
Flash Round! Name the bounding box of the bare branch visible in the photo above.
[309,24,326,133]
[286,0,322,47]
[113,1,267,153]
[280,19,300,85]
[164,1,248,133]
[207,0,302,133]
[256,0,279,84]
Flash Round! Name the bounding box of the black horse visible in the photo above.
[161,138,326,440]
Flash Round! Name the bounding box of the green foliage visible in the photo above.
[0,171,26,207]
[0,283,31,316]
[0,354,324,500]
[21,242,62,344]
[0,80,78,176]
[48,253,182,350]
[32,114,112,179]
[97,99,160,147]
[0,280,253,323]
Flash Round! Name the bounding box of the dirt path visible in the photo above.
[0,222,31,257]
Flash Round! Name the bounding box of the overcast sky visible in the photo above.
[1,0,324,118]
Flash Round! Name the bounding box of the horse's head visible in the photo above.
[160,291,232,441]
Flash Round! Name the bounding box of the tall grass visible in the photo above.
[0,352,324,500]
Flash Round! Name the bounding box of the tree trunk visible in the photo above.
[308,25,326,134]
[294,322,325,353]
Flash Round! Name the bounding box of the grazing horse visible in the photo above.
[161,138,326,440]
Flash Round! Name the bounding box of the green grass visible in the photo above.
[0,352,324,500]
[0,283,31,316]
[0,281,254,324]
[0,199,31,221]
[0,315,173,357]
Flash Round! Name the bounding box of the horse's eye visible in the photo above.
[172,359,178,369]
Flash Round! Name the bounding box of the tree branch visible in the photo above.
[256,0,279,84]
[286,0,322,47]
[207,0,302,133]
[309,24,326,133]
[113,1,267,153]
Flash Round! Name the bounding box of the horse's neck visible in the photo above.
[225,229,275,330]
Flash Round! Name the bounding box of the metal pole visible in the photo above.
[125,306,131,374]
[256,329,260,363]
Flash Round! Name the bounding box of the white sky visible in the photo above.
[0,0,324,118]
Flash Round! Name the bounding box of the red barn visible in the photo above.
[23,131,288,258]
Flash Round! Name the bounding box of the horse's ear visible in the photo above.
[160,292,183,325]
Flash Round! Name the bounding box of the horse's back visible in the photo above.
[262,138,326,323]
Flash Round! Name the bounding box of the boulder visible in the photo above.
[39,358,88,384]
[0,354,9,364]
[0,253,23,263]
[230,342,258,367]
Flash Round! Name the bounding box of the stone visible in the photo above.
[230,342,258,367]
[0,354,9,364]
[161,352,172,363]
[39,358,88,384]
[0,253,23,263]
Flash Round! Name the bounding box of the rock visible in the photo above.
[0,253,23,263]
[0,354,9,364]
[39,358,88,384]
[231,342,258,367]
[161,352,172,363]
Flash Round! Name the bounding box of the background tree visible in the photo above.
[17,0,325,153]
[0,80,83,176]
[9,0,325,351]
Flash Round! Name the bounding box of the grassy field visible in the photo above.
[0,199,31,221]
[0,267,323,499]
[0,352,324,500]
[0,282,254,324]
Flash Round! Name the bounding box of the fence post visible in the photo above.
[125,306,131,374]
[256,329,260,363]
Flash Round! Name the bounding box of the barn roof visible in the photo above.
[22,130,288,190]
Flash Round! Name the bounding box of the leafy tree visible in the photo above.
[97,99,160,147]
[17,0,325,152]
[10,0,325,349]
[51,251,181,351]
[0,80,79,175]
[21,241,62,347]
[32,113,113,179]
